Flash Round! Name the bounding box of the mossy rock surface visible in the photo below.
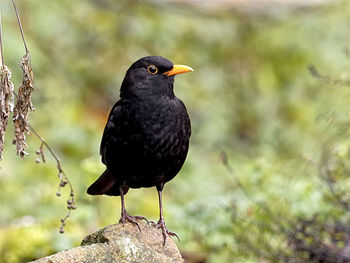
[28,222,184,263]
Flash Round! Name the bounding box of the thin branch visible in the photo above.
[31,116,77,233]
[11,0,29,53]
[30,126,61,166]
[13,93,76,233]
[30,119,76,233]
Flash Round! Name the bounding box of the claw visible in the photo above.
[119,212,148,232]
[133,215,149,224]
[153,219,180,245]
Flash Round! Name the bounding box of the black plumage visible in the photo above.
[87,56,192,244]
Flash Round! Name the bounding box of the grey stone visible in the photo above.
[28,222,184,263]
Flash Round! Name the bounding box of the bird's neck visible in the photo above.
[120,82,175,101]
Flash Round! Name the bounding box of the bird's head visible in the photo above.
[120,56,193,99]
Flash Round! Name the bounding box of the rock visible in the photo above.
[28,222,184,263]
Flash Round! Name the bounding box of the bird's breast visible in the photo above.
[104,97,190,186]
[127,98,190,157]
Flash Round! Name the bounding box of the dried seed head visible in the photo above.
[13,52,34,158]
[0,65,14,159]
[35,157,40,163]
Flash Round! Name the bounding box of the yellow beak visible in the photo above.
[163,64,194,77]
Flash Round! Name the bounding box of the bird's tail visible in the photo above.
[87,169,129,196]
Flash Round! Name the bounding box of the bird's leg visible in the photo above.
[152,184,180,245]
[118,185,148,232]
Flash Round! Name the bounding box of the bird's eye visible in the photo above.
[147,65,158,75]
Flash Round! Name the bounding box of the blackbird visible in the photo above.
[87,56,193,244]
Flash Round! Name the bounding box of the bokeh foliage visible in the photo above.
[1,0,350,262]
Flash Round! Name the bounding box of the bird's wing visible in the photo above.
[99,100,124,165]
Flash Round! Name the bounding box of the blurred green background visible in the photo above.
[1,0,350,262]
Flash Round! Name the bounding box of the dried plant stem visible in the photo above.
[29,122,76,233]
[0,13,15,159]
[0,0,75,233]
[0,66,14,159]
[13,92,76,233]
[30,126,61,167]
[12,52,34,158]
[11,0,28,53]
[11,0,34,158]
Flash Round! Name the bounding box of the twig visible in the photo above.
[30,121,76,234]
[11,0,29,53]
[31,117,77,234]
[13,92,77,233]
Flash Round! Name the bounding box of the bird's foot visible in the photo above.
[119,211,148,232]
[152,219,180,245]
[133,215,149,223]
